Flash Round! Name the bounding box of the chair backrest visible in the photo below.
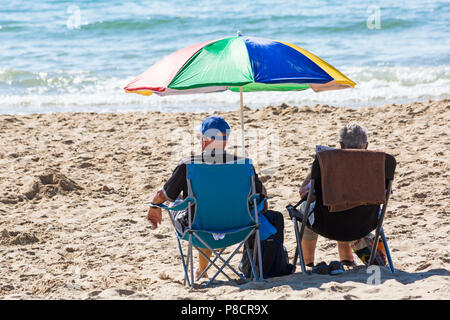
[186,161,255,232]
[316,149,388,211]
[308,151,397,241]
[311,151,396,184]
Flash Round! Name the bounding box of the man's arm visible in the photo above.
[146,163,186,229]
[252,168,268,211]
[299,173,311,199]
[147,190,168,229]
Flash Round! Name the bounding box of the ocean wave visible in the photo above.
[80,16,176,32]
[0,65,449,114]
[0,69,100,93]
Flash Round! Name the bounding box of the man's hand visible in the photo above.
[147,206,162,229]
[262,186,268,212]
[299,184,309,199]
[147,189,168,229]
[299,173,311,199]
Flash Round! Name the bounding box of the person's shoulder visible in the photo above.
[227,153,253,165]
[178,152,254,165]
[179,154,202,165]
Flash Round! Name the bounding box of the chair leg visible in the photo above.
[195,247,225,281]
[295,179,315,275]
[193,232,246,287]
[369,180,392,266]
[250,177,264,281]
[291,218,300,270]
[296,218,308,275]
[189,232,194,287]
[250,230,261,281]
[255,229,264,281]
[381,228,395,273]
[178,230,260,288]
[196,230,260,287]
[252,235,258,269]
[245,240,258,281]
[369,228,382,267]
[292,221,299,270]
[204,245,245,288]
[176,236,191,287]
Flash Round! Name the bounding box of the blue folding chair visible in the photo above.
[150,159,264,288]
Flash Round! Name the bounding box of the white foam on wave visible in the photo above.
[0,65,449,114]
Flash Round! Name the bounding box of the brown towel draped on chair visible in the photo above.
[316,149,386,212]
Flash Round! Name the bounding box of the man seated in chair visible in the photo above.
[298,122,370,268]
[147,115,268,279]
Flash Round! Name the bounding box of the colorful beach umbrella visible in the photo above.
[124,34,355,152]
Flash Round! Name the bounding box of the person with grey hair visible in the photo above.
[339,122,369,149]
[297,122,370,274]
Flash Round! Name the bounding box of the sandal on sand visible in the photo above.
[311,261,330,275]
[329,261,345,275]
[341,260,357,267]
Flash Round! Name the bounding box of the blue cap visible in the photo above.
[201,116,230,141]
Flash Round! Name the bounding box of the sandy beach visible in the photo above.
[0,99,449,300]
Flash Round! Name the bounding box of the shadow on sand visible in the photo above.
[196,266,449,293]
[237,266,449,291]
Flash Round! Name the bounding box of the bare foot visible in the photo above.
[195,267,209,279]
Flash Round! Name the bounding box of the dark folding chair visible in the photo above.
[287,151,397,275]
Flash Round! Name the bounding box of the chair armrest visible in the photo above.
[149,203,169,209]
[286,204,304,221]
[248,194,269,210]
[149,197,196,212]
[248,194,268,204]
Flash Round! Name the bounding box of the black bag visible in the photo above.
[239,210,294,279]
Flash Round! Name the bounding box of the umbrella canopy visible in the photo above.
[124,35,355,96]
[124,34,355,155]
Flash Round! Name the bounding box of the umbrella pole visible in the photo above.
[239,86,246,157]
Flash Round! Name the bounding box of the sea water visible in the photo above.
[0,0,449,114]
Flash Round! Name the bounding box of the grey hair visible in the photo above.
[339,123,368,149]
